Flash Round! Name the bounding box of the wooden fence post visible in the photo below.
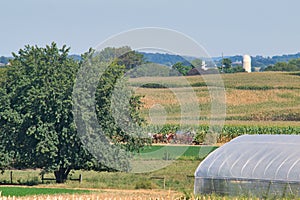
[79,174,82,183]
[10,171,13,184]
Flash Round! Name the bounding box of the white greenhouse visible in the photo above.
[194,135,300,197]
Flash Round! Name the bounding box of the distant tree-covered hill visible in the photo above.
[213,53,300,69]
[0,56,11,65]
[140,52,300,69]
[139,52,193,66]
[68,54,82,61]
[1,51,300,70]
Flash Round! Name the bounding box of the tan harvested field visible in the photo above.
[130,72,300,126]
[0,189,182,200]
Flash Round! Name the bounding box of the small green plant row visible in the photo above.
[235,85,300,90]
[235,85,274,90]
[131,82,300,90]
[131,82,223,88]
[146,124,300,144]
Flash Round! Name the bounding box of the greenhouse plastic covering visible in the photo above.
[194,135,300,197]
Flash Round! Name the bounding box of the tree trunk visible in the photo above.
[54,167,70,183]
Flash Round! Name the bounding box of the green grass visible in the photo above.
[138,145,217,160]
[181,146,218,159]
[0,186,90,197]
[61,160,200,193]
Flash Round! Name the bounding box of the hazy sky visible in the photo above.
[1,0,300,57]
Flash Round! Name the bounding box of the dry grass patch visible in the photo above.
[225,89,298,106]
[0,189,182,200]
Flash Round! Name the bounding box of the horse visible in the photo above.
[166,133,176,143]
[175,131,195,144]
[152,133,166,143]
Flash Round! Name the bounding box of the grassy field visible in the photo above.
[0,145,214,189]
[138,145,218,159]
[130,72,300,126]
[0,160,199,196]
[0,187,90,197]
[0,146,217,196]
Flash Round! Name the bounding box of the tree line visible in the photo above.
[264,58,300,71]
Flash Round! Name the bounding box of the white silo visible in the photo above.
[243,55,251,73]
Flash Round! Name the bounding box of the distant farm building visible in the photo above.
[187,61,217,75]
[231,60,242,66]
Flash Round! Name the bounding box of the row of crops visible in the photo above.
[146,124,300,144]
[132,82,300,90]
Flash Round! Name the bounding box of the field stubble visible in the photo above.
[131,72,300,125]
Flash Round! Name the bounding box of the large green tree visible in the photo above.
[0,43,147,183]
[170,62,193,76]
[222,58,232,69]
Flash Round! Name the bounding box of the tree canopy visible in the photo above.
[218,58,245,73]
[171,62,194,76]
[222,58,232,69]
[0,43,147,183]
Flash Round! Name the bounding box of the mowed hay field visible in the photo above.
[130,72,300,126]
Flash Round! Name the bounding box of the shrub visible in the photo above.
[191,82,207,87]
[141,83,167,88]
[17,176,39,186]
[235,85,274,90]
[134,180,156,189]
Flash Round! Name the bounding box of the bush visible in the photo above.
[17,176,39,186]
[191,82,207,87]
[141,83,167,88]
[134,180,156,189]
[192,130,206,144]
[236,85,274,90]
